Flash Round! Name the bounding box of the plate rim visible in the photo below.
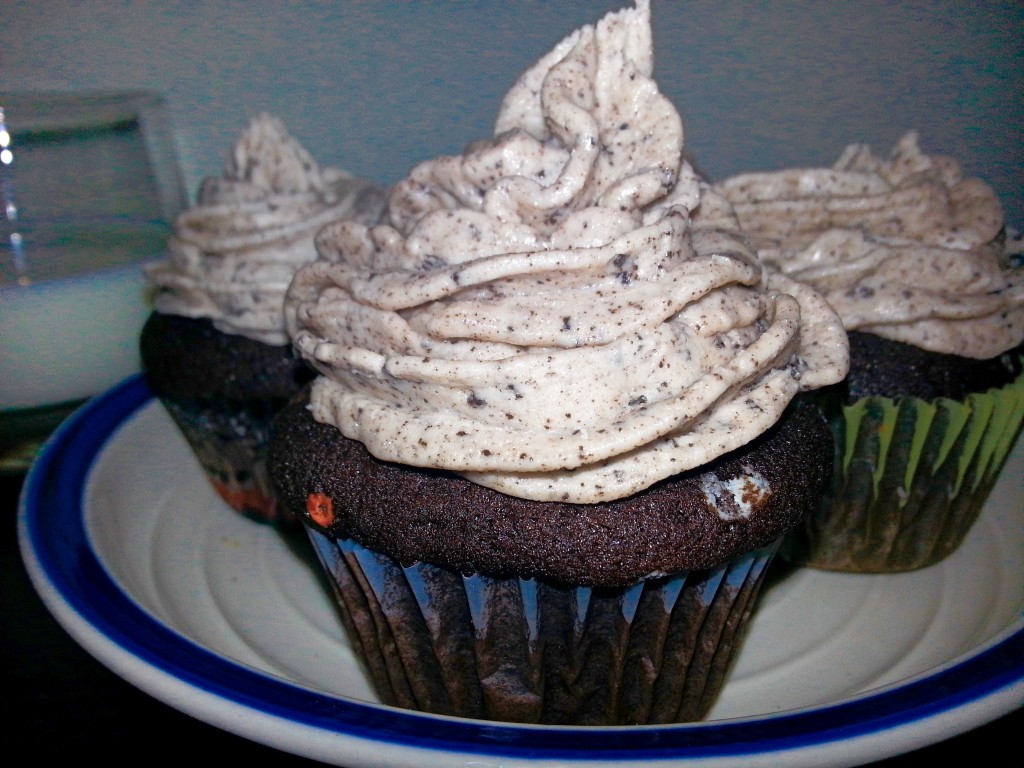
[17,374,1024,766]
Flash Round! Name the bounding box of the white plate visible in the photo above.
[18,375,1024,767]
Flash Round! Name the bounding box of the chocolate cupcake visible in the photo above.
[141,113,386,524]
[270,388,834,724]
[269,0,848,725]
[705,133,1024,572]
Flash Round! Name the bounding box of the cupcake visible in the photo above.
[705,132,1024,572]
[141,113,386,524]
[269,0,848,724]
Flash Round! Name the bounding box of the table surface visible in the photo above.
[3,468,1019,765]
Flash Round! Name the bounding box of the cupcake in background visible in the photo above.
[704,132,1024,572]
[270,0,848,724]
[141,113,386,524]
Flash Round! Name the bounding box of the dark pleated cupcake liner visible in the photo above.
[305,527,779,725]
[781,369,1024,572]
[159,395,293,525]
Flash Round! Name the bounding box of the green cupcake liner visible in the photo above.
[782,366,1024,572]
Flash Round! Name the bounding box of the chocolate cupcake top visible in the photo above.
[146,113,386,346]
[703,132,1024,359]
[269,391,834,585]
[284,0,848,504]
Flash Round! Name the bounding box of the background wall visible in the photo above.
[4,1,1022,224]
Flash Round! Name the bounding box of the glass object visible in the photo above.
[0,91,186,472]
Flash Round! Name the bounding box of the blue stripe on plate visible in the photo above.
[18,374,1024,762]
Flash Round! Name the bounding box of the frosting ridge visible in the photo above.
[147,113,386,345]
[286,1,848,502]
[706,131,1024,358]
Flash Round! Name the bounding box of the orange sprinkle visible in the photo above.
[307,493,335,527]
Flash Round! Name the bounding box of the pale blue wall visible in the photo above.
[4,1,1021,224]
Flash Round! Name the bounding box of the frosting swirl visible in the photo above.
[286,0,848,503]
[147,113,386,345]
[706,132,1024,358]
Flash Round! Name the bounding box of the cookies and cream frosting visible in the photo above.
[147,113,386,345]
[706,132,1024,359]
[285,0,848,503]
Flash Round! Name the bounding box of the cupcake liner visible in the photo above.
[782,366,1024,572]
[159,395,291,525]
[306,527,780,725]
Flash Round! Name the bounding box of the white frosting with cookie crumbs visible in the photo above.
[705,131,1024,359]
[285,0,848,503]
[147,113,386,345]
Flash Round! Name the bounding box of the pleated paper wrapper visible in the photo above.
[305,529,780,725]
[782,369,1024,572]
